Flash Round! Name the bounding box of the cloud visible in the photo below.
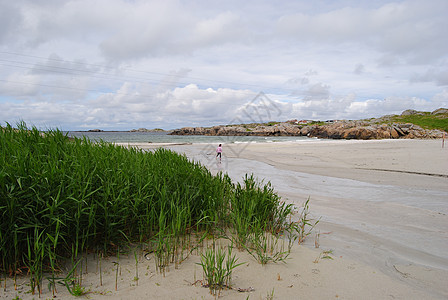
[99,3,248,61]
[0,68,91,102]
[0,2,23,44]
[410,68,448,86]
[285,77,309,86]
[303,83,330,100]
[304,69,318,76]
[8,83,256,130]
[99,1,194,60]
[354,63,365,75]
[30,53,101,76]
[291,94,356,120]
[190,11,247,48]
[0,73,40,98]
[275,0,448,64]
[285,69,321,95]
[156,68,192,93]
[0,99,88,130]
[289,94,438,121]
[166,84,256,123]
[432,89,448,107]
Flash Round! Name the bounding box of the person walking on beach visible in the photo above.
[216,144,222,162]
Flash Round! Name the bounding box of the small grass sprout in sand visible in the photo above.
[266,287,275,300]
[296,197,320,244]
[134,249,139,286]
[197,242,244,296]
[47,258,83,296]
[71,283,87,296]
[245,226,289,265]
[313,249,334,263]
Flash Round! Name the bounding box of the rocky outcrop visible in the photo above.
[304,121,445,139]
[401,109,424,116]
[170,121,446,140]
[170,108,447,140]
[431,108,448,115]
[129,128,168,132]
[401,108,448,116]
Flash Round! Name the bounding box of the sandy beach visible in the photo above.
[3,139,447,299]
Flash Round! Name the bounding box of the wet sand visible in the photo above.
[3,139,447,299]
[169,138,448,299]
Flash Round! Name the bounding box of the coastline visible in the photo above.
[4,139,447,299]
[229,139,448,189]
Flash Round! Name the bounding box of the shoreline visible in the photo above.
[3,139,447,299]
[230,139,448,189]
[118,138,448,189]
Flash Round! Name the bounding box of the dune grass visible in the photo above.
[0,122,313,296]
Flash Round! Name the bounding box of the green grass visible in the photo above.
[372,112,448,132]
[1,122,310,296]
[197,243,243,296]
[393,114,448,132]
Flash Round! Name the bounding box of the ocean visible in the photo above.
[66,131,316,144]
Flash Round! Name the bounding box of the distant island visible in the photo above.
[84,128,171,133]
[129,128,168,133]
[169,108,448,140]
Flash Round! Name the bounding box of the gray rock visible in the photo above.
[401,109,423,116]
[431,108,448,115]
[170,120,446,140]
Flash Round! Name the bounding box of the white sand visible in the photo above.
[3,139,447,299]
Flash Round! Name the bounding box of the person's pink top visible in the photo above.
[216,146,222,153]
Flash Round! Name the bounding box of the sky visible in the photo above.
[0,0,447,131]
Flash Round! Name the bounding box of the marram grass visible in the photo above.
[0,122,314,295]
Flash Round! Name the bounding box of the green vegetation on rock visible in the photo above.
[371,110,448,132]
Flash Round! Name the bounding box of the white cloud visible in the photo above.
[432,89,448,108]
[287,91,446,121]
[5,83,256,130]
[190,11,246,48]
[303,83,331,100]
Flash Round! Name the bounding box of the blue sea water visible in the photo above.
[66,131,315,144]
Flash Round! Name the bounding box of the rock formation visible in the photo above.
[170,121,445,139]
[170,108,447,140]
[129,128,168,132]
